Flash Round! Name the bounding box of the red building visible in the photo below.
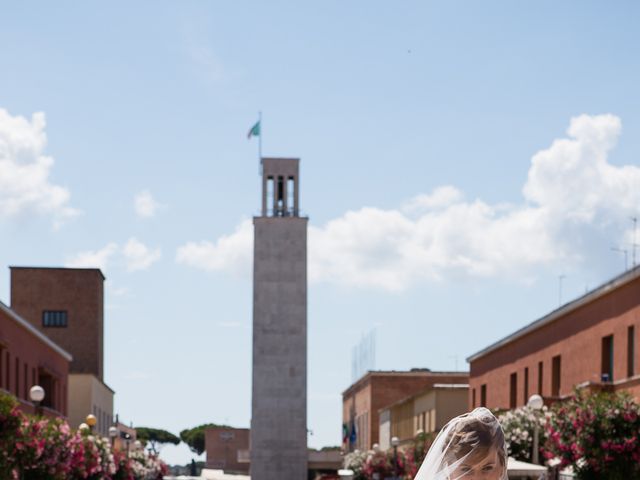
[205,427,250,474]
[0,300,71,417]
[468,267,640,410]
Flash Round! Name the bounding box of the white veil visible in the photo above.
[413,407,508,480]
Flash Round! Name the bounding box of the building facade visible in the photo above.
[468,267,640,410]
[68,373,115,437]
[0,300,71,417]
[9,267,114,431]
[251,158,308,480]
[205,427,250,474]
[378,383,468,450]
[342,370,469,452]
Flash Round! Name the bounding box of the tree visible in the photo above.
[135,427,180,454]
[180,423,231,456]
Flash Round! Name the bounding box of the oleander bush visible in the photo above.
[0,391,167,479]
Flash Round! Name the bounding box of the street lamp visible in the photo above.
[124,432,132,458]
[391,436,400,479]
[29,385,45,416]
[527,394,544,464]
[86,414,97,433]
[109,426,118,448]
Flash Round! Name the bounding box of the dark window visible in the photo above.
[0,347,3,390]
[628,326,635,378]
[510,373,518,408]
[23,363,28,399]
[480,384,487,407]
[552,355,561,397]
[42,311,68,328]
[538,361,543,395]
[524,367,529,402]
[14,358,19,397]
[602,335,614,382]
[39,372,54,409]
[472,388,476,408]
[5,352,9,392]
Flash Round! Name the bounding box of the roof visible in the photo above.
[342,369,469,396]
[0,300,73,361]
[467,264,640,363]
[10,265,106,280]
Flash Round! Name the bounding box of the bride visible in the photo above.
[413,407,508,480]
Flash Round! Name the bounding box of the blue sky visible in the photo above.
[1,1,640,465]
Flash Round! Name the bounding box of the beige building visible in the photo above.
[68,373,114,437]
[379,383,469,450]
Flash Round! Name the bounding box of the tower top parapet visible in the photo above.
[260,157,300,217]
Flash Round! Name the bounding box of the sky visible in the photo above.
[1,1,640,465]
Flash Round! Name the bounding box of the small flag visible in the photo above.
[247,120,260,139]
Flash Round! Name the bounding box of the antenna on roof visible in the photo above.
[631,216,638,267]
[611,246,629,271]
[351,328,377,382]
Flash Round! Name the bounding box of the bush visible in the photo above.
[0,391,167,479]
[543,389,640,480]
[498,405,549,462]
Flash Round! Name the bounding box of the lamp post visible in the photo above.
[109,426,118,449]
[86,414,97,434]
[391,436,400,479]
[124,432,132,458]
[527,394,544,465]
[29,385,45,416]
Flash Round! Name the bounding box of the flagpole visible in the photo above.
[258,111,263,176]
[259,111,262,160]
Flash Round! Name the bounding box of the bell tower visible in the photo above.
[251,158,308,480]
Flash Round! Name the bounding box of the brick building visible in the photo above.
[0,300,71,417]
[342,370,469,452]
[468,266,640,410]
[9,267,114,432]
[206,427,250,474]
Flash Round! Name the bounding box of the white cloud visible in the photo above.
[0,108,79,226]
[123,237,162,271]
[176,114,640,291]
[66,238,161,273]
[134,190,161,218]
[176,220,253,276]
[65,243,118,271]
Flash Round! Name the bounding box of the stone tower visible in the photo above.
[251,158,308,480]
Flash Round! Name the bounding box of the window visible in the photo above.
[524,367,529,402]
[0,347,3,390]
[472,388,476,408]
[538,361,543,395]
[23,363,28,399]
[480,384,487,407]
[287,177,295,215]
[628,326,635,378]
[5,352,9,393]
[601,335,614,382]
[552,355,561,397]
[15,358,19,397]
[510,373,518,408]
[266,176,274,215]
[42,311,68,327]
